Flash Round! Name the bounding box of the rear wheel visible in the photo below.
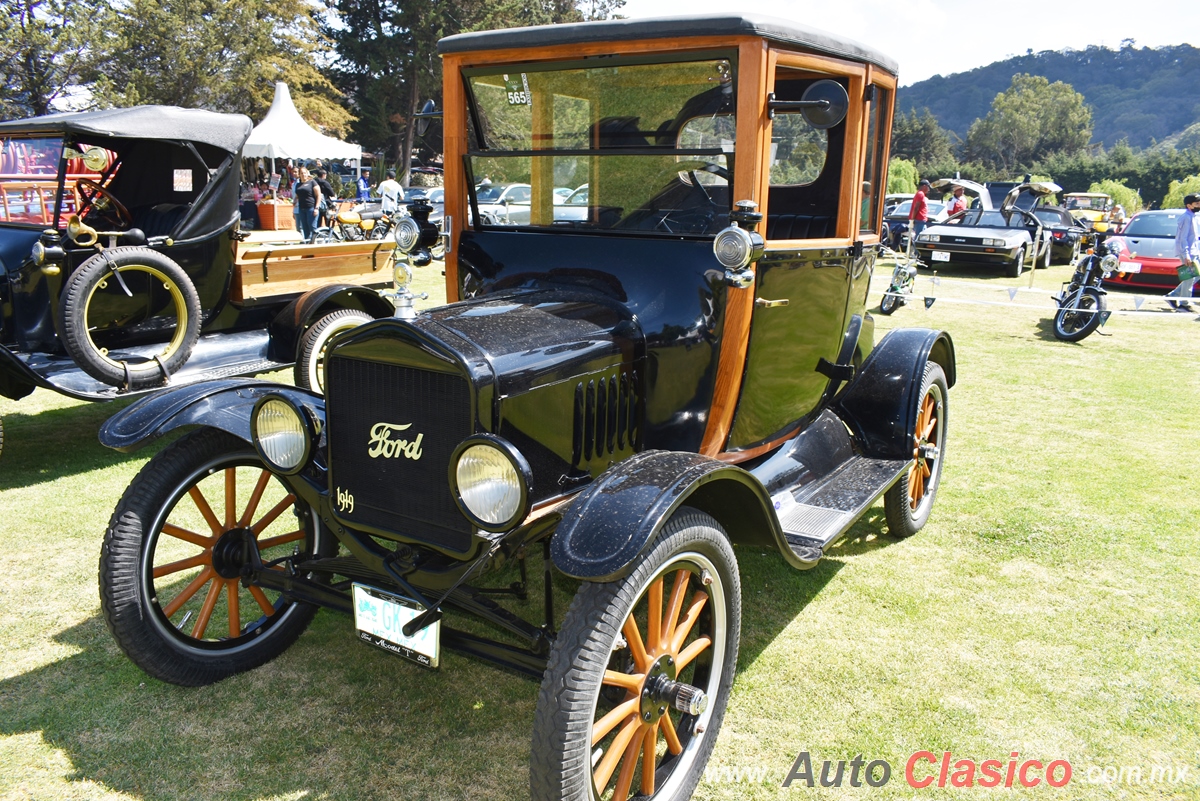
[1005,246,1025,278]
[884,362,948,538]
[294,309,374,393]
[532,509,740,801]
[1053,287,1106,341]
[99,428,328,686]
[58,247,201,389]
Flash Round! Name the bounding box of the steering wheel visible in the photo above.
[76,178,132,227]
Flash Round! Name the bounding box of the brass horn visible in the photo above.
[67,215,99,247]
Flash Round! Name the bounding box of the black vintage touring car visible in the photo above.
[96,14,955,801]
[0,106,395,452]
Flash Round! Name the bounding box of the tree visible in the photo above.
[0,0,112,118]
[1163,174,1200,209]
[887,157,918,193]
[890,109,958,179]
[964,74,1092,173]
[325,0,624,182]
[88,0,351,135]
[1088,179,1143,213]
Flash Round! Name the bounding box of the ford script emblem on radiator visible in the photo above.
[368,422,425,460]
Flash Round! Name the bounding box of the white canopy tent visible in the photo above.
[243,82,361,163]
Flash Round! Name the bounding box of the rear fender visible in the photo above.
[267,284,394,362]
[550,450,805,582]
[833,327,955,459]
[98,377,323,452]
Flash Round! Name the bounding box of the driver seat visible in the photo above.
[131,203,189,238]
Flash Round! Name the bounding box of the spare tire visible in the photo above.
[58,247,201,389]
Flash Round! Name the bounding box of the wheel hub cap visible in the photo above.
[211,528,254,579]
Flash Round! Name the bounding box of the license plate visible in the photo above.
[1121,262,1141,273]
[931,251,950,262]
[353,584,440,668]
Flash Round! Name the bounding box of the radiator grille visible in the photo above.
[326,356,473,552]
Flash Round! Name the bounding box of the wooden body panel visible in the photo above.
[233,239,393,304]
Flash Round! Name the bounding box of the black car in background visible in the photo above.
[1032,205,1090,264]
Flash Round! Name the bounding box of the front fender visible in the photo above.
[98,377,324,452]
[833,327,955,459]
[551,450,804,582]
[267,283,394,362]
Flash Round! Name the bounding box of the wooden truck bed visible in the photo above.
[233,238,395,304]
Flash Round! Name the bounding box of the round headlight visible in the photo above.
[30,241,45,266]
[252,397,311,473]
[1100,253,1119,274]
[450,436,531,531]
[394,215,422,252]
[713,226,754,269]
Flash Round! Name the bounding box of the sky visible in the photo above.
[619,0,1200,85]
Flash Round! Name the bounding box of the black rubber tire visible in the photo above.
[1053,287,1106,342]
[1039,242,1052,269]
[99,428,328,686]
[58,247,201,389]
[1006,246,1025,278]
[879,288,900,315]
[532,509,740,801]
[884,362,948,538]
[294,309,374,393]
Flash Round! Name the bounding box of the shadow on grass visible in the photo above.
[0,530,893,800]
[0,396,146,490]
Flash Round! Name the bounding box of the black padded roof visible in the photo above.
[438,13,898,75]
[0,105,252,155]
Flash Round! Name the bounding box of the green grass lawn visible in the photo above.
[1,260,1197,800]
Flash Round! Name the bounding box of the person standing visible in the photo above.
[945,185,968,216]
[1170,193,1200,312]
[377,168,402,215]
[314,168,335,228]
[909,178,931,239]
[356,167,372,202]
[293,166,321,243]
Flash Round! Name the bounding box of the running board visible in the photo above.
[774,456,910,565]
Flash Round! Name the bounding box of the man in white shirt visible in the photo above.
[1171,193,1200,311]
[377,169,402,214]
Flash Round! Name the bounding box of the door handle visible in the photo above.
[755,297,789,308]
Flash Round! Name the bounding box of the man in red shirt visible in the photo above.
[909,178,931,238]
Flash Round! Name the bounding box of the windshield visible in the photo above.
[889,200,945,218]
[1065,195,1108,211]
[1033,209,1067,225]
[950,210,1027,229]
[1,135,114,226]
[466,56,736,235]
[1121,212,1181,238]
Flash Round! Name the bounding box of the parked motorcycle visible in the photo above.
[1051,233,1114,341]
[320,202,397,242]
[878,243,923,315]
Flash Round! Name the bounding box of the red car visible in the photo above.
[1104,210,1188,290]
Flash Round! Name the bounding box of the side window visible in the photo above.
[859,86,890,234]
[764,69,845,241]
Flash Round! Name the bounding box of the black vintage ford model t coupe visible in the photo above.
[0,106,394,452]
[97,14,955,801]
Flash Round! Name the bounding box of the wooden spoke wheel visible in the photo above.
[100,428,328,686]
[532,509,740,801]
[884,361,948,538]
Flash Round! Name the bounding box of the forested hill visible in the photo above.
[898,43,1200,148]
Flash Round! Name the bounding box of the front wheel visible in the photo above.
[1039,242,1052,269]
[1006,246,1025,278]
[884,362,948,538]
[879,288,901,315]
[294,309,375,393]
[1053,287,1106,341]
[532,509,741,801]
[99,428,329,686]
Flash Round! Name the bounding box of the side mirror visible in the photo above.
[414,99,440,138]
